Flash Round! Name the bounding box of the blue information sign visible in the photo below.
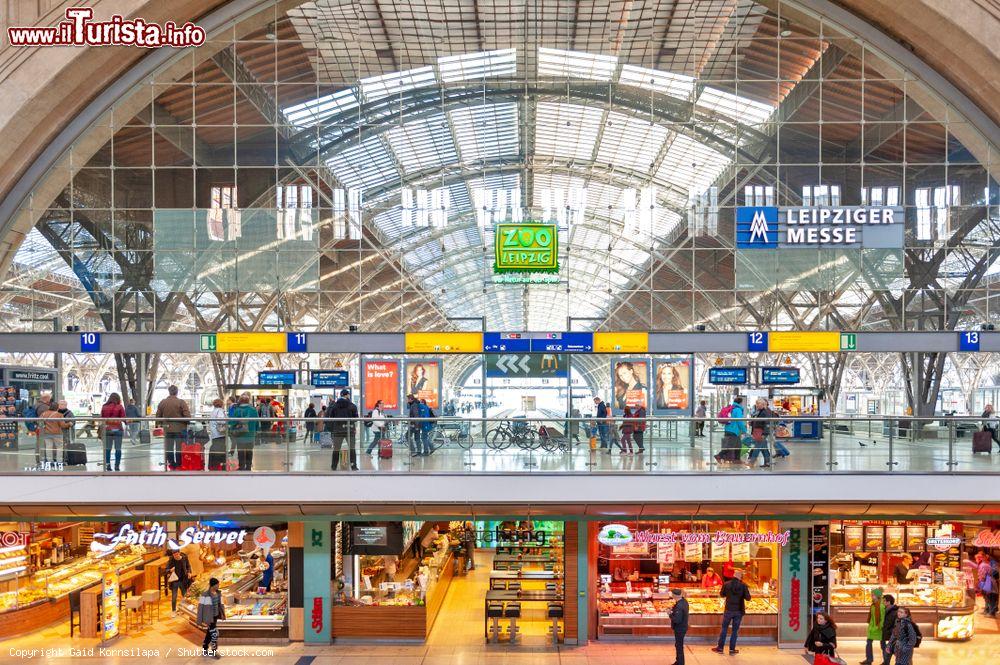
[531,332,593,353]
[761,367,801,385]
[310,370,350,387]
[708,367,749,385]
[483,332,531,353]
[747,331,768,352]
[79,332,101,352]
[959,331,981,352]
[258,370,297,385]
[287,332,308,353]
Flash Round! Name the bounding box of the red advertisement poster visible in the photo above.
[363,360,400,412]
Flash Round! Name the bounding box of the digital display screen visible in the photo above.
[708,367,749,385]
[310,370,349,387]
[343,521,404,555]
[352,526,388,547]
[760,367,801,385]
[258,371,297,385]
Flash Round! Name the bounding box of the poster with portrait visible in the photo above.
[652,357,693,415]
[611,358,649,412]
[404,359,441,410]
[362,360,400,413]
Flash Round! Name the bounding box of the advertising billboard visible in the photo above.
[652,357,692,415]
[611,359,649,411]
[362,360,400,413]
[404,359,441,410]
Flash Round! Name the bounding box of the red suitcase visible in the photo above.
[378,438,393,459]
[973,430,993,453]
[180,442,204,470]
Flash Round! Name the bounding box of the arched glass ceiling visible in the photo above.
[280,46,777,329]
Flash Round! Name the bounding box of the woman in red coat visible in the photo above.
[101,393,127,471]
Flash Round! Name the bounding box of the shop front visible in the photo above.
[590,519,783,642]
[0,520,288,643]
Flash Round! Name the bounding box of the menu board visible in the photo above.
[711,542,730,562]
[0,387,17,449]
[885,526,905,552]
[906,526,926,552]
[683,542,703,562]
[731,542,750,563]
[102,570,120,641]
[843,525,863,552]
[656,542,676,566]
[863,526,885,552]
[811,525,830,614]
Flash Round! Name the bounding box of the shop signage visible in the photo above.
[8,370,56,382]
[779,525,811,645]
[810,525,830,614]
[102,570,120,642]
[973,530,1000,548]
[926,536,963,551]
[311,597,324,634]
[0,531,28,548]
[90,523,248,553]
[493,223,559,274]
[736,206,903,249]
[253,526,276,555]
[598,524,791,547]
[304,521,331,643]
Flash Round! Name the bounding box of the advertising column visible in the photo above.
[303,521,331,644]
[778,522,811,648]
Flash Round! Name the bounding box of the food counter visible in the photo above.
[830,583,973,641]
[597,585,778,641]
[180,550,287,636]
[0,545,146,638]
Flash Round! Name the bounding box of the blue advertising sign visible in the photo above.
[959,331,980,352]
[258,370,297,385]
[310,370,349,387]
[761,367,801,385]
[483,332,531,353]
[708,367,749,385]
[532,332,593,353]
[747,331,768,352]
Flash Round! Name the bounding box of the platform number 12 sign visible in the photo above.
[747,331,768,352]
[959,331,980,352]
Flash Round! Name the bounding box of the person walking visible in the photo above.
[861,588,885,665]
[804,611,838,657]
[747,397,774,468]
[620,406,635,455]
[633,403,647,453]
[594,397,611,450]
[165,549,193,615]
[207,398,228,471]
[303,402,317,442]
[982,404,1000,451]
[155,385,190,470]
[715,396,747,465]
[125,398,141,445]
[38,398,67,465]
[100,393,126,472]
[228,393,258,471]
[364,400,386,456]
[56,399,75,457]
[418,398,435,456]
[886,607,918,665]
[197,577,226,658]
[328,389,359,470]
[881,594,898,665]
[406,394,422,454]
[670,587,689,665]
[712,569,751,654]
[695,400,707,437]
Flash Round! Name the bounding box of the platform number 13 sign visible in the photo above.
[959,331,980,352]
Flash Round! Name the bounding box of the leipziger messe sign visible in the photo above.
[736,206,903,249]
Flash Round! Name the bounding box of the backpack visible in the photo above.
[230,406,250,435]
[717,404,734,424]
[911,620,922,648]
[24,405,37,432]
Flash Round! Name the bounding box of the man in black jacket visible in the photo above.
[670,588,690,665]
[327,389,359,471]
[712,569,751,654]
[881,594,898,665]
[406,394,421,454]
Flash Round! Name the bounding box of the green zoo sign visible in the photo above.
[494,223,559,274]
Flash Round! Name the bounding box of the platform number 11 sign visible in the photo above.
[959,331,980,352]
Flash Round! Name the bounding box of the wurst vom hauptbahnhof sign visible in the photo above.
[736,206,903,249]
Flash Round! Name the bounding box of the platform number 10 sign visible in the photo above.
[959,331,980,352]
[80,332,101,352]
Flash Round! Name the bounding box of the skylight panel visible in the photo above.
[619,65,696,99]
[360,66,436,102]
[534,102,604,161]
[326,135,400,190]
[696,87,774,125]
[438,48,517,82]
[449,103,519,163]
[283,88,358,128]
[537,47,617,81]
[596,111,669,171]
[385,115,457,173]
[655,133,730,197]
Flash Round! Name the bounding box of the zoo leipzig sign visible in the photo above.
[737,206,903,249]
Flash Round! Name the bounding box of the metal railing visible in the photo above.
[0,414,995,474]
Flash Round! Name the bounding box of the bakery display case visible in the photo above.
[180,549,287,632]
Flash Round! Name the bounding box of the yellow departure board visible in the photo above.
[768,331,841,353]
[593,331,649,353]
[216,332,287,353]
[404,332,483,353]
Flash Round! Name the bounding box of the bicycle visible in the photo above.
[486,420,537,450]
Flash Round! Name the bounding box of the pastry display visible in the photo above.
[937,613,973,641]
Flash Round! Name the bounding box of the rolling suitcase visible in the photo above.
[64,441,87,466]
[378,438,393,459]
[973,429,993,453]
[318,431,333,448]
[180,442,204,470]
[138,429,151,445]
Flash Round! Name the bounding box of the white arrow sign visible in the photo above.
[517,355,530,373]
[495,354,532,375]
